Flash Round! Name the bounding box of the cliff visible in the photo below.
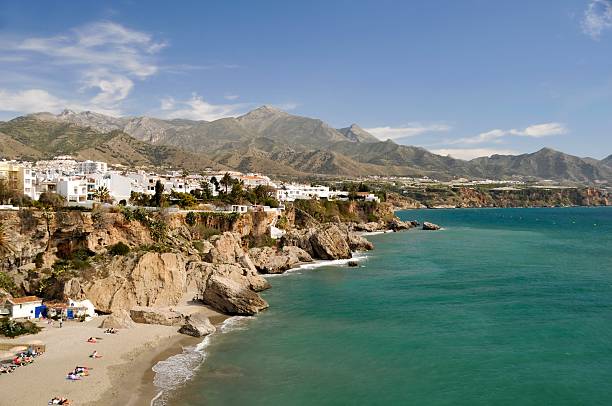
[399,186,610,208]
[0,204,377,319]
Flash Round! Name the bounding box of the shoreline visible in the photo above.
[144,249,376,405]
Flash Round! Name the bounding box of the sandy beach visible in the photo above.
[0,317,187,406]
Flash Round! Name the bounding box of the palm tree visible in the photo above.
[220,173,233,194]
[93,186,111,203]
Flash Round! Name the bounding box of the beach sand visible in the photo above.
[0,317,183,406]
[0,301,227,406]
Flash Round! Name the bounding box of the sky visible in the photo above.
[0,0,611,160]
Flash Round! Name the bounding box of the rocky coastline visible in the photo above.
[0,201,421,326]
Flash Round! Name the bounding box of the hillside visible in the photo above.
[0,117,225,171]
[1,108,610,183]
[469,148,612,183]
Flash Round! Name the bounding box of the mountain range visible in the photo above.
[0,106,610,184]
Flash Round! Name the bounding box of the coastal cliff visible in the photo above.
[0,202,386,320]
[395,186,610,209]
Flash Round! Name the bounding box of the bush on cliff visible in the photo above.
[108,242,130,256]
[0,271,18,297]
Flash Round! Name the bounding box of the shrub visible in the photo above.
[108,242,130,256]
[185,211,197,226]
[0,271,18,296]
[0,317,41,338]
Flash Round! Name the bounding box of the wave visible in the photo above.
[150,316,255,405]
[262,252,369,278]
[150,252,370,404]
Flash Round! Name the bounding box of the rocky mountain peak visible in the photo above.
[238,105,289,121]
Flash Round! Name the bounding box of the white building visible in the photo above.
[276,184,331,202]
[4,296,43,320]
[240,173,274,188]
[57,177,88,203]
[89,172,133,202]
[77,160,108,174]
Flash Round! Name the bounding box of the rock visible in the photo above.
[248,246,312,274]
[130,306,184,326]
[347,261,359,267]
[388,217,418,231]
[205,232,246,264]
[281,245,313,263]
[99,309,136,329]
[347,232,374,251]
[84,252,188,313]
[282,224,352,260]
[202,274,269,315]
[178,313,216,337]
[422,222,441,231]
[352,222,382,232]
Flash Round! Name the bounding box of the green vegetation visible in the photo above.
[0,271,18,296]
[0,317,41,338]
[293,199,382,224]
[120,207,168,242]
[108,242,130,256]
[245,234,277,248]
[38,192,66,209]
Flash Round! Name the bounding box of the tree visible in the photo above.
[220,173,233,194]
[210,176,220,193]
[228,180,245,204]
[38,192,65,209]
[93,186,111,203]
[153,180,165,207]
[0,179,20,205]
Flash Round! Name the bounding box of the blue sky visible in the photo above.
[0,0,611,159]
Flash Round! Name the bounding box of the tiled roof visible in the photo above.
[7,296,41,305]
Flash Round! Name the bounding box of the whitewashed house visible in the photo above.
[276,184,331,202]
[57,177,88,202]
[4,296,43,320]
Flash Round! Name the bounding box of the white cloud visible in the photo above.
[15,21,163,78]
[83,69,134,105]
[582,0,612,39]
[0,21,165,115]
[161,94,245,121]
[365,123,451,140]
[431,148,518,160]
[0,89,65,113]
[510,122,568,137]
[453,122,567,145]
[224,94,240,101]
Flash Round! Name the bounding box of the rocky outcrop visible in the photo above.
[99,309,136,329]
[282,223,374,260]
[249,246,313,274]
[130,306,185,326]
[387,218,419,231]
[202,274,269,315]
[83,252,188,313]
[347,232,374,251]
[178,313,216,337]
[282,224,352,260]
[422,222,441,231]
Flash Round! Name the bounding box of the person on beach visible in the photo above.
[87,337,96,343]
[90,350,102,359]
[59,318,63,328]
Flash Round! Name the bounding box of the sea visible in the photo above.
[154,207,612,406]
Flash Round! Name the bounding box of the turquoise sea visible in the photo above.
[166,207,612,405]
